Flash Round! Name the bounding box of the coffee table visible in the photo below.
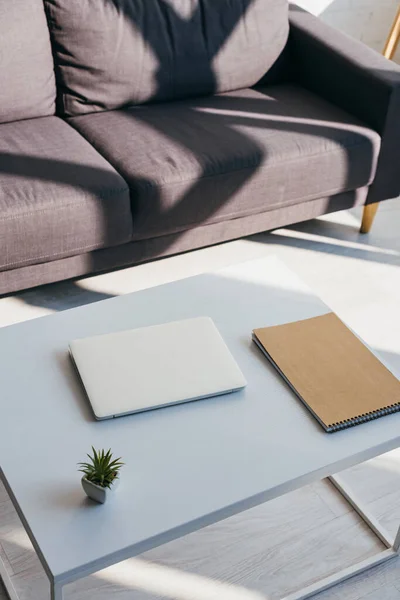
[1,256,400,600]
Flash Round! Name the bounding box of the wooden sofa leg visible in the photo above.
[383,5,400,60]
[360,203,379,233]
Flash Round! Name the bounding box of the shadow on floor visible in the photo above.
[17,280,115,312]
[249,211,400,268]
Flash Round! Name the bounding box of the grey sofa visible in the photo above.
[1,0,399,295]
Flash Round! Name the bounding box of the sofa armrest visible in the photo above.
[288,4,400,203]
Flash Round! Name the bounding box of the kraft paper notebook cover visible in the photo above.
[253,312,400,432]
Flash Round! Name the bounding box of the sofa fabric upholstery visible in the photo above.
[0,118,131,271]
[0,2,399,295]
[44,0,289,116]
[289,4,400,204]
[70,84,380,241]
[0,0,56,124]
[0,189,367,296]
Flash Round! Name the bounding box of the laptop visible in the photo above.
[69,316,247,420]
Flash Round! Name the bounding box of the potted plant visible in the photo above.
[78,446,124,504]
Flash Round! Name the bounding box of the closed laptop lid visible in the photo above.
[69,316,247,419]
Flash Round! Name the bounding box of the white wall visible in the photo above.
[294,0,400,62]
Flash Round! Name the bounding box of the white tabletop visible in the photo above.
[1,257,399,584]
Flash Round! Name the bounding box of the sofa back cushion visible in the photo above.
[0,0,56,124]
[44,0,289,117]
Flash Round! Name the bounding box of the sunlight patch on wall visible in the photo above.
[290,0,335,16]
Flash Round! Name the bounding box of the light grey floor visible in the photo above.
[1,199,400,600]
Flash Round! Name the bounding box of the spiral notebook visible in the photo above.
[253,312,400,433]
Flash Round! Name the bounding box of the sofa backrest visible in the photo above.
[0,0,55,124]
[44,0,289,117]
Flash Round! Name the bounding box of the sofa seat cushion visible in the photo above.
[44,0,288,116]
[0,118,131,271]
[69,84,381,242]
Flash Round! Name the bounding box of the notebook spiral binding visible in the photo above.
[328,402,400,432]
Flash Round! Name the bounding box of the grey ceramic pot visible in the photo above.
[81,477,119,504]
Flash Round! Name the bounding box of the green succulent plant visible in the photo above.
[78,447,124,489]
